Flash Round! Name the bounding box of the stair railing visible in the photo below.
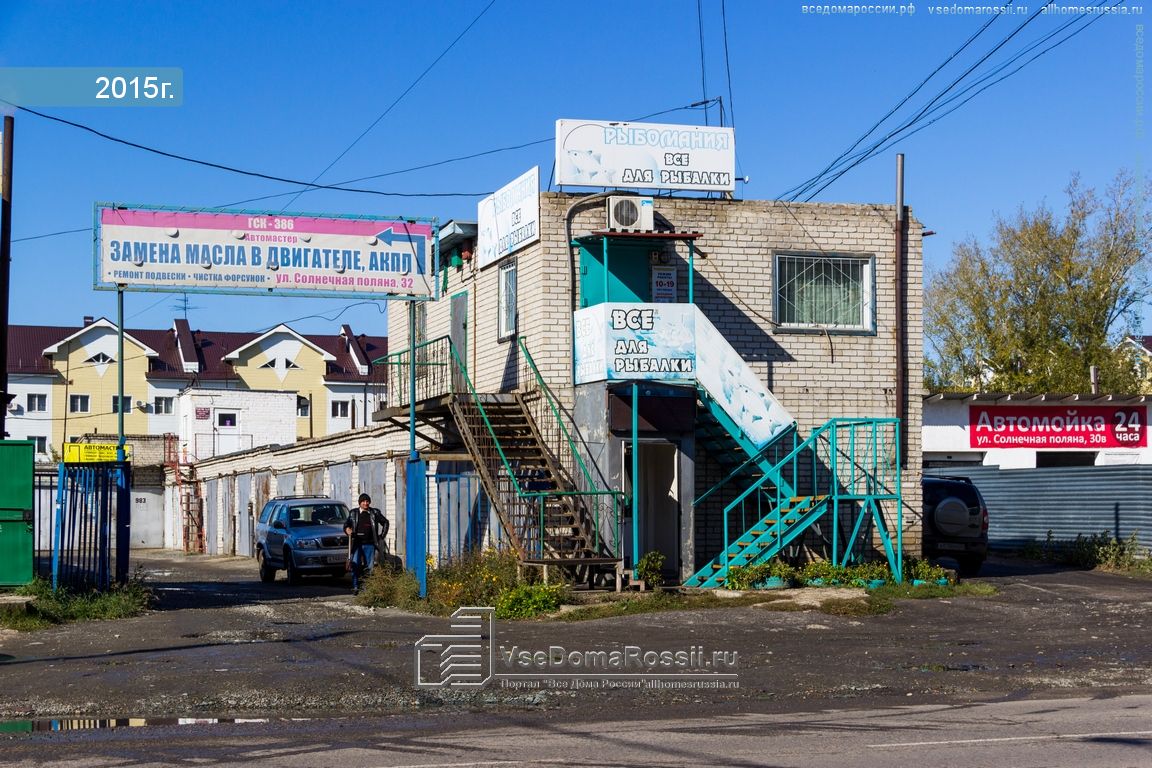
[517,337,623,557]
[377,336,454,409]
[719,418,902,578]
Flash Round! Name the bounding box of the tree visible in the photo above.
[925,172,1151,394]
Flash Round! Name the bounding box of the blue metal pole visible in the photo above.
[52,463,65,590]
[602,237,610,304]
[405,300,427,596]
[688,240,695,305]
[631,382,639,578]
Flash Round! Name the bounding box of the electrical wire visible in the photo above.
[797,2,1116,202]
[780,0,1013,201]
[721,0,737,131]
[4,101,492,199]
[12,227,89,243]
[278,0,498,211]
[697,0,710,126]
[787,1,1052,201]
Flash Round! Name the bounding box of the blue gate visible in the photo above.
[52,462,131,591]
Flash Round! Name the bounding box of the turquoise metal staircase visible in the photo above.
[685,418,903,588]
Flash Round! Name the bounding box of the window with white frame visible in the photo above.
[85,352,114,364]
[297,395,311,418]
[110,395,132,414]
[331,400,349,419]
[775,253,874,331]
[153,396,174,415]
[31,436,47,455]
[69,394,90,413]
[498,260,517,340]
[26,393,47,412]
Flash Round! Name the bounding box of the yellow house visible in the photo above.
[5,317,386,460]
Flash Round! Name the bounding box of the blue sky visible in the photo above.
[1,1,1146,336]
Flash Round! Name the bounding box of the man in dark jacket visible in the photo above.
[344,493,389,594]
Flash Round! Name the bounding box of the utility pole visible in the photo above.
[0,116,14,438]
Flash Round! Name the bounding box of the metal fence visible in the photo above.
[426,469,505,565]
[939,465,1152,551]
[50,463,131,591]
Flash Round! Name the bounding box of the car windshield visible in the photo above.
[287,504,348,527]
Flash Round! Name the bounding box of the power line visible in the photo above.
[721,0,737,130]
[12,227,88,243]
[797,2,1116,202]
[278,0,498,211]
[780,1,1013,201]
[222,101,719,208]
[6,102,492,198]
[784,1,1057,201]
[697,0,710,126]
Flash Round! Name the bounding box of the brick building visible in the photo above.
[378,190,923,583]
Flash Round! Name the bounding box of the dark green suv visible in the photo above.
[922,475,989,577]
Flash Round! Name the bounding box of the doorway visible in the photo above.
[450,291,468,389]
[624,442,681,578]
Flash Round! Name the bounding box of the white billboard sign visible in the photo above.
[555,119,735,192]
[95,206,437,299]
[476,166,540,269]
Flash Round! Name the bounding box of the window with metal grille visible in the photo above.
[775,253,873,331]
[498,260,517,340]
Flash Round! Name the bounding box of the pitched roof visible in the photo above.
[7,321,386,384]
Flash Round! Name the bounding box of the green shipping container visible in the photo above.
[0,440,35,586]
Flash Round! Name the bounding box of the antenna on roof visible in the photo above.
[172,293,201,321]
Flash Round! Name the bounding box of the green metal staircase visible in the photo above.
[378,336,623,572]
[685,418,904,588]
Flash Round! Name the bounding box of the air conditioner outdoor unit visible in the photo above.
[607,196,654,231]
[6,401,18,413]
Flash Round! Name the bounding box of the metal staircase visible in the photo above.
[378,336,623,574]
[685,418,904,588]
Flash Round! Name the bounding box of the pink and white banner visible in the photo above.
[95,206,437,298]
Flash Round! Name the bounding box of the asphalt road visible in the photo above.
[2,551,1152,765]
[3,694,1151,767]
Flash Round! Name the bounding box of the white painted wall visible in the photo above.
[146,380,183,436]
[5,375,55,459]
[177,388,296,461]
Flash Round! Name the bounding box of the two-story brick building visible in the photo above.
[374,189,923,585]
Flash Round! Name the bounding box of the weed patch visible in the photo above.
[1,574,152,631]
[1018,531,1152,574]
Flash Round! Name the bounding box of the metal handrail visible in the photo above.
[444,342,526,498]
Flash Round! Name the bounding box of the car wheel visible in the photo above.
[285,549,301,585]
[957,555,984,577]
[258,547,277,583]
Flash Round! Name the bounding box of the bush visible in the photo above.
[904,558,951,583]
[725,559,795,589]
[636,551,666,589]
[357,566,423,611]
[799,559,848,586]
[494,583,569,619]
[426,548,521,616]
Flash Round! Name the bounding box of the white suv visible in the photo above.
[255,496,350,584]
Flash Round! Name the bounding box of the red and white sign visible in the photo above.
[969,405,1147,450]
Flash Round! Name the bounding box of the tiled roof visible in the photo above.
[7,321,386,384]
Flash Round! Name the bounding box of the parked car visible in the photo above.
[921,474,989,576]
[255,495,351,584]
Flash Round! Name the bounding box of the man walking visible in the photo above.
[345,493,388,595]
